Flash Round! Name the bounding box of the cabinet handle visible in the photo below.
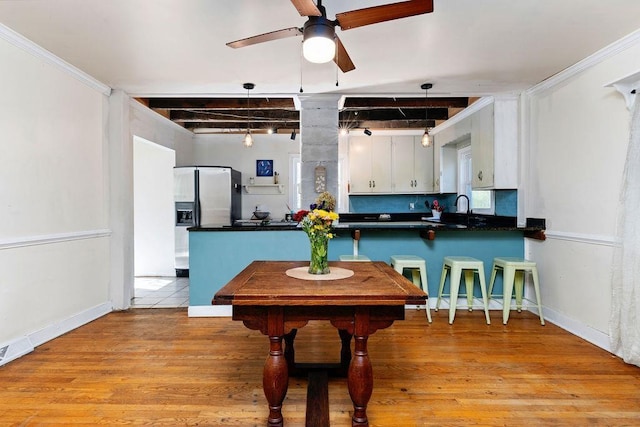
[414,179,417,187]
[372,180,376,188]
[478,170,483,181]
[369,180,372,188]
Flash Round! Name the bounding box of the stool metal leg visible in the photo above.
[410,269,421,288]
[418,267,432,323]
[477,265,491,325]
[531,267,546,325]
[488,264,500,299]
[502,266,516,325]
[514,270,525,312]
[436,265,448,312]
[448,266,462,324]
[463,269,474,311]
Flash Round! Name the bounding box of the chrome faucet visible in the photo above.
[455,194,470,215]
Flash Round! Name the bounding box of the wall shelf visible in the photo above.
[243,184,285,194]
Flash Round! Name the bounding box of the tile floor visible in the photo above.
[132,276,189,308]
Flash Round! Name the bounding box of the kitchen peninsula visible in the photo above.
[188,213,545,316]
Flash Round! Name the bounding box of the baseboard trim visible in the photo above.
[537,306,612,353]
[0,302,113,367]
[185,304,613,354]
[188,305,233,317]
[0,336,34,367]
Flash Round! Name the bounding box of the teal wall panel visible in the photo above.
[189,229,524,306]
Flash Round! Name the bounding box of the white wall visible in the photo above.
[0,27,112,360]
[133,136,176,276]
[523,36,640,350]
[130,100,194,166]
[194,134,300,220]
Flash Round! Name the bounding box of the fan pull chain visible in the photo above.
[335,38,339,87]
[299,42,304,93]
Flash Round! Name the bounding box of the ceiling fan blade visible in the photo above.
[334,36,355,73]
[336,0,433,31]
[290,0,321,16]
[227,27,302,49]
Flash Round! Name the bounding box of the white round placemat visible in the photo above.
[285,266,354,281]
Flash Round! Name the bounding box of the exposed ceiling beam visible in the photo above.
[342,97,469,109]
[145,97,296,110]
[137,96,470,132]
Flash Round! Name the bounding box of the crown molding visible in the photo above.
[130,98,194,135]
[430,96,493,134]
[527,29,640,97]
[0,23,111,96]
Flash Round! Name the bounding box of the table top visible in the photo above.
[213,261,427,306]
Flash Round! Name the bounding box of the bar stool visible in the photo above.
[390,255,432,323]
[339,229,371,262]
[488,257,545,325]
[436,256,491,325]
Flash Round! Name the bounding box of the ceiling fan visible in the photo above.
[226,0,434,73]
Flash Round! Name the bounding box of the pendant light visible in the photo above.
[243,83,255,147]
[421,83,433,147]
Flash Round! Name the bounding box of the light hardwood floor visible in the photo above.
[1,308,639,426]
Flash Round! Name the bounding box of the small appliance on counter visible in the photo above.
[174,166,241,276]
[252,205,270,220]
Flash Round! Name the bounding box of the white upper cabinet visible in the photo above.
[471,97,518,189]
[471,103,495,187]
[431,96,519,192]
[348,136,392,193]
[432,117,471,194]
[392,136,433,193]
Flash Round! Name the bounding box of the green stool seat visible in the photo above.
[436,256,491,325]
[488,257,545,325]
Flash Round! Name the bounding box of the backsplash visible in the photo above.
[495,190,517,216]
[348,189,517,216]
[348,194,457,213]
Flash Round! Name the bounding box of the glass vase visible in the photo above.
[308,234,330,275]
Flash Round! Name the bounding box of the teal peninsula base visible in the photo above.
[188,227,526,316]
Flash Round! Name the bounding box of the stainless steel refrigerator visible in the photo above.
[174,166,241,276]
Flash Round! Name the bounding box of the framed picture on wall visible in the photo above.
[256,160,274,177]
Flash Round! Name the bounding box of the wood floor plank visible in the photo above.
[0,308,639,426]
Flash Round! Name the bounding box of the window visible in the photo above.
[289,154,345,212]
[457,146,494,214]
[289,154,301,210]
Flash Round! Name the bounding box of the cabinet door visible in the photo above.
[349,136,373,193]
[370,136,392,193]
[392,136,417,193]
[471,104,495,188]
[413,136,433,193]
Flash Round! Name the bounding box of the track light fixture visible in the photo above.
[290,129,297,140]
[364,128,372,136]
[243,83,255,147]
[421,83,433,147]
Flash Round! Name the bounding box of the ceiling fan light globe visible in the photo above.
[303,36,335,63]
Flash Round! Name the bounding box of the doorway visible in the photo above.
[132,136,186,307]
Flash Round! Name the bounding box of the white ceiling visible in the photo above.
[1,0,639,98]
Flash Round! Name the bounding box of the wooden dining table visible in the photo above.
[213,260,427,427]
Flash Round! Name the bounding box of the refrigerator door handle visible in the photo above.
[194,169,201,227]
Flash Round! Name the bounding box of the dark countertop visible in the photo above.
[190,212,546,238]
